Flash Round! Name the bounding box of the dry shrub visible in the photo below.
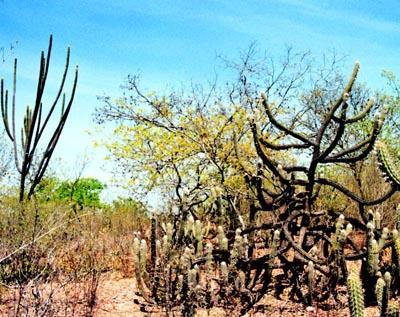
[0,195,149,315]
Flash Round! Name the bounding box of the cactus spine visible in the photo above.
[347,270,364,317]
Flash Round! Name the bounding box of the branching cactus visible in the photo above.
[245,60,400,306]
[0,35,78,201]
[132,62,400,314]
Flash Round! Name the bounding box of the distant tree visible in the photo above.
[36,177,105,209]
[94,46,322,225]
[110,196,148,220]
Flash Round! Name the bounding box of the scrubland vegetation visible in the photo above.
[1,37,400,316]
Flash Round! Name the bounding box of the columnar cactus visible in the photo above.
[306,261,315,305]
[380,272,392,317]
[347,270,365,317]
[388,300,400,317]
[376,273,385,309]
[0,35,78,201]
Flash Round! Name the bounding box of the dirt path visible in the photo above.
[95,275,140,316]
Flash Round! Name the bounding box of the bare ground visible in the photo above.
[0,272,382,316]
[93,274,381,316]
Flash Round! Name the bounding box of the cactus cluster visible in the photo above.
[348,268,400,317]
[131,61,400,315]
[131,214,276,315]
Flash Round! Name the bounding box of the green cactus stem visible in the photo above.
[0,35,78,201]
[220,261,228,281]
[380,272,392,317]
[347,270,364,317]
[376,274,385,309]
[376,141,400,187]
[388,300,400,317]
[306,261,315,305]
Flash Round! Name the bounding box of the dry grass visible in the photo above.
[0,271,382,316]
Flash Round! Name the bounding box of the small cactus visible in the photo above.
[347,270,364,317]
[306,261,315,305]
[231,229,244,267]
[375,211,382,230]
[367,238,379,276]
[220,261,228,281]
[381,272,392,317]
[388,300,400,317]
[378,227,389,250]
[375,273,385,309]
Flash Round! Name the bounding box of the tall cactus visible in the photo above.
[0,35,78,201]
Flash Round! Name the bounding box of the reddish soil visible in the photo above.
[95,275,380,316]
[0,272,382,316]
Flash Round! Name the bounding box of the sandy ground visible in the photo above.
[0,272,382,316]
[90,273,380,317]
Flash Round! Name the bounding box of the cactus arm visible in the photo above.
[323,119,381,163]
[282,211,324,265]
[260,92,315,146]
[233,130,251,175]
[376,141,400,187]
[316,177,397,206]
[27,65,78,198]
[252,176,274,211]
[11,58,21,175]
[34,45,70,149]
[282,165,308,173]
[250,121,288,185]
[317,103,348,161]
[33,102,43,145]
[325,132,374,161]
[343,61,360,96]
[0,80,13,141]
[345,98,375,124]
[259,136,312,150]
[315,62,360,148]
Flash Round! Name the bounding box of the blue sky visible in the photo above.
[0,0,399,200]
